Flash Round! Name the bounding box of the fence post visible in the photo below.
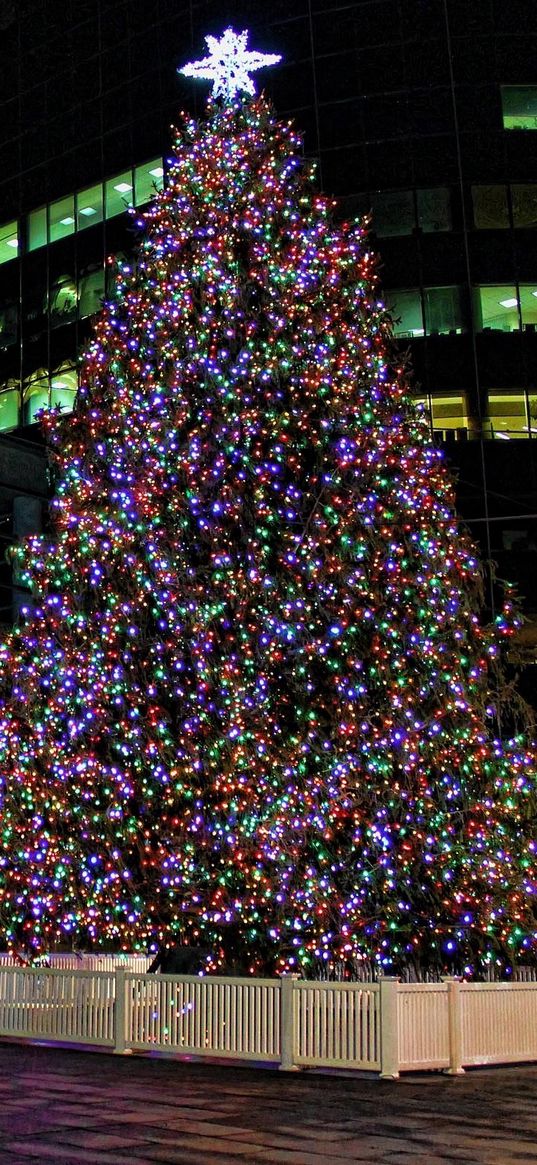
[443,978,465,1075]
[113,968,127,1054]
[379,976,400,1078]
[279,973,300,1071]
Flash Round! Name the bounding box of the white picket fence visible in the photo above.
[0,963,535,1075]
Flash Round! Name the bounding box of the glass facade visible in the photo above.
[472,184,537,230]
[0,0,537,632]
[501,86,537,130]
[387,290,424,338]
[417,188,452,233]
[25,159,163,253]
[487,392,531,439]
[424,286,465,335]
[0,158,164,432]
[77,183,103,232]
[472,186,510,229]
[49,195,75,244]
[369,187,452,238]
[0,221,18,265]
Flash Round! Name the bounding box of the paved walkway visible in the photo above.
[0,1043,536,1164]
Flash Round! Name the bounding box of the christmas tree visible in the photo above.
[0,30,535,977]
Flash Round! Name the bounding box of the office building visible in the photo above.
[0,0,536,671]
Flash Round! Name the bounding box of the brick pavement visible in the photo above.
[0,1043,535,1164]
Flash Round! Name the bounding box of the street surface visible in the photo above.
[0,1042,535,1163]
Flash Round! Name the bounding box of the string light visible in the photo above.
[0,86,534,978]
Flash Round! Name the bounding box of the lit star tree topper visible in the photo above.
[179,27,282,102]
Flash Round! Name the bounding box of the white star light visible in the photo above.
[179,28,281,102]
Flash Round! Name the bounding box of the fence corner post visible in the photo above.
[279,973,300,1071]
[113,967,127,1054]
[379,976,400,1078]
[443,977,465,1075]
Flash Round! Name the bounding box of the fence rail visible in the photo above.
[0,961,534,1076]
[0,953,151,973]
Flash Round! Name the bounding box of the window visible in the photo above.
[417,188,451,233]
[24,157,165,251]
[105,170,134,219]
[528,395,537,435]
[518,285,537,331]
[370,190,414,237]
[76,183,103,231]
[0,380,20,431]
[474,285,520,331]
[430,393,468,435]
[472,185,509,229]
[28,206,47,251]
[502,527,534,549]
[488,392,530,439]
[511,185,537,229]
[0,302,18,348]
[49,275,77,328]
[413,393,433,435]
[50,362,77,414]
[79,265,105,319]
[134,159,164,207]
[23,369,49,424]
[0,220,18,264]
[424,286,465,335]
[22,363,77,426]
[501,86,537,130]
[49,195,75,244]
[386,290,424,338]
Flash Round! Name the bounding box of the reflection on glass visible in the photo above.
[50,362,77,414]
[371,190,414,237]
[0,220,18,264]
[471,185,509,229]
[28,206,47,251]
[23,369,49,424]
[49,195,75,243]
[511,185,537,229]
[413,394,433,435]
[134,159,164,207]
[0,303,18,347]
[0,380,20,431]
[76,184,103,231]
[79,265,105,319]
[417,188,451,233]
[105,170,134,219]
[424,286,465,335]
[474,285,520,331]
[386,289,424,337]
[501,86,537,130]
[49,276,77,328]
